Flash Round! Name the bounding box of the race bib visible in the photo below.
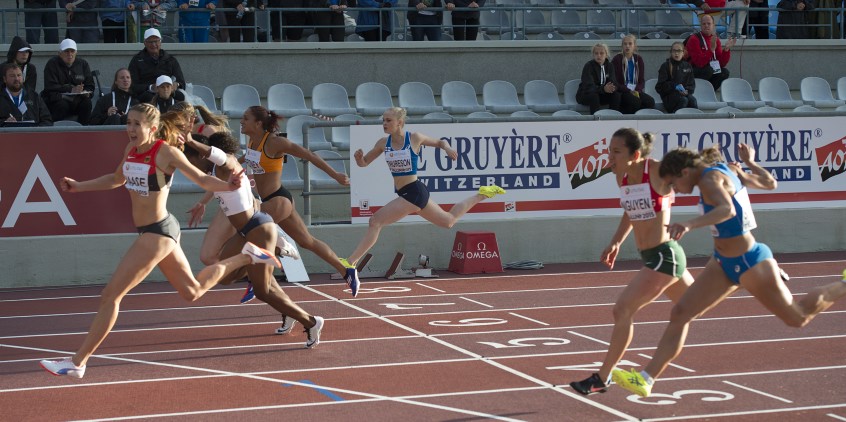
[709,60,722,74]
[243,148,265,175]
[123,162,151,196]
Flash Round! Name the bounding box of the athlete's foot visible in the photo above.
[478,185,506,199]
[339,258,355,269]
[344,267,361,297]
[39,357,86,379]
[570,373,608,395]
[611,368,652,397]
[800,279,846,318]
[305,316,324,348]
[241,242,281,268]
[275,227,300,260]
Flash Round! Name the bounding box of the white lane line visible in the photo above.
[0,343,525,422]
[637,353,696,373]
[722,380,793,403]
[640,403,846,421]
[508,312,550,326]
[416,283,446,293]
[460,296,494,308]
[566,330,610,346]
[827,413,846,421]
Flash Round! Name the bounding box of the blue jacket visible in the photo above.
[355,0,398,33]
[178,0,216,25]
[100,0,130,23]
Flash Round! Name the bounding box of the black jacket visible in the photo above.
[656,58,695,98]
[5,36,37,95]
[777,0,814,39]
[90,88,139,125]
[576,58,618,98]
[0,87,53,126]
[408,0,445,25]
[40,55,95,103]
[127,48,186,98]
[448,0,486,19]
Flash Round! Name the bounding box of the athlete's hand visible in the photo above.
[60,177,79,193]
[186,202,206,228]
[227,169,245,190]
[666,222,691,241]
[600,243,619,269]
[737,143,755,165]
[353,148,366,166]
[334,172,350,186]
[443,146,458,160]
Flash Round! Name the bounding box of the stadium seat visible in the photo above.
[221,84,261,117]
[564,79,590,113]
[634,108,664,115]
[511,110,540,117]
[281,160,304,190]
[551,9,587,34]
[693,78,728,110]
[355,82,394,116]
[311,83,357,117]
[654,9,691,35]
[644,78,665,112]
[564,0,595,5]
[626,10,652,35]
[285,114,334,151]
[715,105,744,114]
[53,120,83,126]
[800,77,846,108]
[399,82,443,115]
[720,78,766,110]
[793,104,821,112]
[517,9,553,34]
[441,81,487,113]
[836,104,846,112]
[537,31,566,39]
[330,113,364,151]
[837,76,846,100]
[267,83,312,117]
[758,77,803,109]
[480,9,513,35]
[754,105,782,113]
[483,80,529,113]
[586,9,617,34]
[573,30,602,39]
[423,111,454,120]
[467,111,498,119]
[309,150,347,189]
[675,107,705,114]
[190,84,218,113]
[552,109,583,117]
[632,0,662,6]
[594,108,623,116]
[524,79,570,113]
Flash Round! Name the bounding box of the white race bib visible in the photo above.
[385,148,413,174]
[709,60,722,74]
[123,162,151,196]
[620,183,657,221]
[243,148,265,175]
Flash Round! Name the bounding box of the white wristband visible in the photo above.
[206,146,228,166]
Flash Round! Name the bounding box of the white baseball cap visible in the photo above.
[59,39,77,52]
[155,75,173,87]
[18,47,32,52]
[144,28,162,41]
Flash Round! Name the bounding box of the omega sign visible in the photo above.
[451,241,500,260]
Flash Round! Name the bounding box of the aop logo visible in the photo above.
[815,135,846,182]
[564,137,611,189]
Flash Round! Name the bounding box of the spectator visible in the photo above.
[179,0,217,42]
[684,0,749,37]
[747,0,770,39]
[355,0,398,41]
[90,68,139,125]
[101,0,130,43]
[0,62,52,126]
[220,0,266,42]
[656,42,698,113]
[814,0,840,38]
[312,0,348,42]
[408,0,450,41]
[281,0,308,41]
[611,35,656,114]
[685,14,735,91]
[576,43,622,115]
[776,0,814,39]
[61,0,100,43]
[148,75,185,114]
[23,0,60,44]
[41,39,94,124]
[128,28,186,103]
[5,36,38,95]
[134,0,176,34]
[448,0,484,41]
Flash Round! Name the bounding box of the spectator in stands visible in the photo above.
[61,0,100,43]
[312,0,348,42]
[90,68,139,125]
[685,14,734,91]
[101,0,131,43]
[24,0,60,44]
[128,28,186,103]
[179,0,217,42]
[448,0,484,41]
[747,0,770,39]
[684,0,749,38]
[135,0,176,34]
[611,35,656,114]
[656,42,698,113]
[280,1,308,41]
[814,0,840,39]
[408,0,450,41]
[576,43,622,115]
[776,0,814,39]
[5,36,38,95]
[41,39,94,124]
[148,75,185,114]
[1,62,52,126]
[355,0,398,41]
[220,0,265,42]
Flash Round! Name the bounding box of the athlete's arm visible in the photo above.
[60,145,131,192]
[160,145,242,192]
[282,138,349,186]
[602,212,633,269]
[732,144,777,191]
[666,172,734,240]
[353,138,386,168]
[417,133,457,160]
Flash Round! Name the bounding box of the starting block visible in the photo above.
[386,253,439,280]
[447,231,503,275]
[277,230,309,283]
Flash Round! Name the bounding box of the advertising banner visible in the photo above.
[349,116,846,224]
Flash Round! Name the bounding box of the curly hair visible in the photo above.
[208,132,241,155]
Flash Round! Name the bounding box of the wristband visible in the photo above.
[206,146,228,166]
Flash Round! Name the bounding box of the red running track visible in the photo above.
[1,252,845,421]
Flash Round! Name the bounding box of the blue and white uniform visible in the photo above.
[385,131,429,209]
[702,163,771,284]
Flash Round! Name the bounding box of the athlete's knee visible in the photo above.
[668,302,697,325]
[199,253,219,267]
[252,283,272,301]
[612,301,636,322]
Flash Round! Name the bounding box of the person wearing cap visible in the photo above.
[148,75,185,113]
[40,39,94,124]
[23,0,60,45]
[178,0,217,43]
[60,0,101,43]
[1,62,53,126]
[5,36,38,95]
[128,27,187,103]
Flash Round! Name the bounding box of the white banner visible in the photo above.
[349,117,846,224]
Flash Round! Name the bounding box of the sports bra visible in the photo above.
[123,139,172,196]
[620,158,673,221]
[700,163,758,238]
[384,131,418,177]
[212,165,254,216]
[244,131,283,174]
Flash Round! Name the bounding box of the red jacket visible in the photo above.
[685,32,731,69]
